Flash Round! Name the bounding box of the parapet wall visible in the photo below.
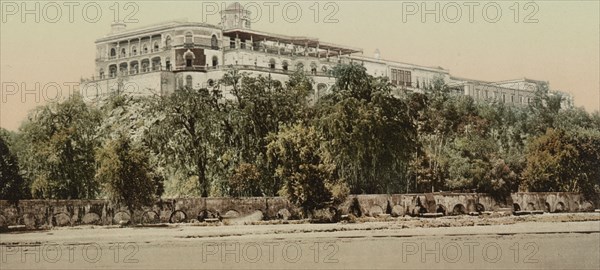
[0,192,596,229]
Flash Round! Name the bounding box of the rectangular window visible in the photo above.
[405,71,411,87]
[398,70,405,86]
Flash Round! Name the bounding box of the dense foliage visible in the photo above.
[1,64,599,211]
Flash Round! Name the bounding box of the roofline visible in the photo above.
[349,55,450,74]
[96,20,221,44]
[222,28,363,54]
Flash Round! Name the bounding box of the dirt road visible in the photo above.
[1,214,599,269]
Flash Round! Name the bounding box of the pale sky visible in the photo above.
[1,1,599,131]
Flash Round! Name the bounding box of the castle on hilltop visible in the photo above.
[82,2,572,108]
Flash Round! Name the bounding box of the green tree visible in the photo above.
[267,123,349,214]
[316,64,415,194]
[0,132,28,202]
[522,128,600,199]
[20,94,102,199]
[146,86,223,197]
[96,134,161,211]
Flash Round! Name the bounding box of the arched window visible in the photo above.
[99,68,105,79]
[110,48,116,57]
[184,50,195,68]
[212,56,218,67]
[269,59,276,69]
[211,35,219,49]
[165,35,172,48]
[143,44,148,54]
[153,41,159,52]
[131,46,137,56]
[310,62,317,75]
[120,48,126,57]
[282,61,288,71]
[185,32,193,44]
[109,65,117,77]
[186,75,193,88]
[296,62,304,71]
[208,79,215,87]
[166,57,171,71]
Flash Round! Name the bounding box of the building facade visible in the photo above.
[82,3,566,107]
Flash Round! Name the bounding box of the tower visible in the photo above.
[220,2,251,30]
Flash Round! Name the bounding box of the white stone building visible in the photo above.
[81,2,566,107]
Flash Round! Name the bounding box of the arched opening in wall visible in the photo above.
[119,62,128,75]
[151,57,161,71]
[184,50,195,68]
[526,203,536,211]
[169,210,187,223]
[141,211,160,224]
[544,202,551,213]
[165,57,171,71]
[269,58,276,69]
[296,62,304,72]
[153,41,159,52]
[211,35,219,49]
[207,79,215,87]
[165,35,172,48]
[321,66,328,73]
[282,61,288,71]
[513,203,521,211]
[99,68,105,79]
[436,204,447,215]
[223,210,240,219]
[131,46,137,56]
[369,205,384,217]
[212,56,218,67]
[186,75,193,89]
[82,212,101,225]
[310,62,317,75]
[110,48,116,58]
[52,212,71,226]
[143,43,149,54]
[141,59,150,73]
[109,65,117,78]
[120,47,127,58]
[129,60,139,74]
[185,31,193,44]
[451,204,467,215]
[475,203,485,213]
[113,211,131,224]
[277,209,291,220]
[555,202,566,213]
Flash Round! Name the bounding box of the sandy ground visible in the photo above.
[1,213,599,269]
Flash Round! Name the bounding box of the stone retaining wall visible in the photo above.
[0,192,596,229]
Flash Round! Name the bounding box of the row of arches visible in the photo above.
[266,59,329,74]
[101,57,166,78]
[107,33,219,61]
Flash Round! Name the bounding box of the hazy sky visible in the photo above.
[1,1,599,131]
